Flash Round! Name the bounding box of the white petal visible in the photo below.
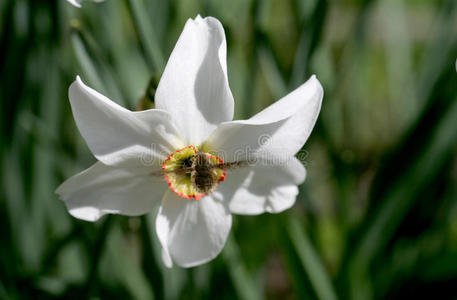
[69,76,183,169]
[155,190,232,268]
[66,0,104,7]
[67,0,82,7]
[205,75,323,162]
[161,248,173,268]
[56,162,167,222]
[220,157,306,215]
[155,16,234,146]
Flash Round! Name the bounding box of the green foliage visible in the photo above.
[1,0,456,299]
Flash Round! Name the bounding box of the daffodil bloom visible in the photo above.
[56,16,323,267]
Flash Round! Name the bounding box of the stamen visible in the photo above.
[162,146,226,200]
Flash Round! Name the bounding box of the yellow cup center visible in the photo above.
[162,146,226,200]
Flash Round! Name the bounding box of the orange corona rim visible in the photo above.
[162,146,226,200]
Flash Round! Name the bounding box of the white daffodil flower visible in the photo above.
[66,0,104,8]
[56,16,323,268]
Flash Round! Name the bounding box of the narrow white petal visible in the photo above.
[155,16,234,146]
[161,248,173,268]
[155,190,232,268]
[67,0,82,7]
[69,76,183,170]
[56,162,167,221]
[205,75,323,162]
[66,0,104,7]
[220,157,306,215]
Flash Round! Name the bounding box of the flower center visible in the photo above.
[162,145,226,200]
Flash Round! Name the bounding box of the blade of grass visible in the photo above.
[290,0,328,86]
[241,0,265,118]
[287,215,338,300]
[139,215,163,300]
[70,22,127,106]
[222,233,262,300]
[94,0,149,108]
[102,224,155,300]
[70,21,106,95]
[280,233,315,299]
[347,86,457,299]
[258,45,287,99]
[351,0,457,260]
[415,0,457,112]
[126,0,165,74]
[381,0,416,127]
[83,215,113,297]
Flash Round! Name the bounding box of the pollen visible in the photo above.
[162,146,226,200]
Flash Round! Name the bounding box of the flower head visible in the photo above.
[56,16,323,267]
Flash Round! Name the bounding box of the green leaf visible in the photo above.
[126,0,165,74]
[222,233,263,300]
[287,215,338,300]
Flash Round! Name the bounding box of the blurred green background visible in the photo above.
[1,0,457,299]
